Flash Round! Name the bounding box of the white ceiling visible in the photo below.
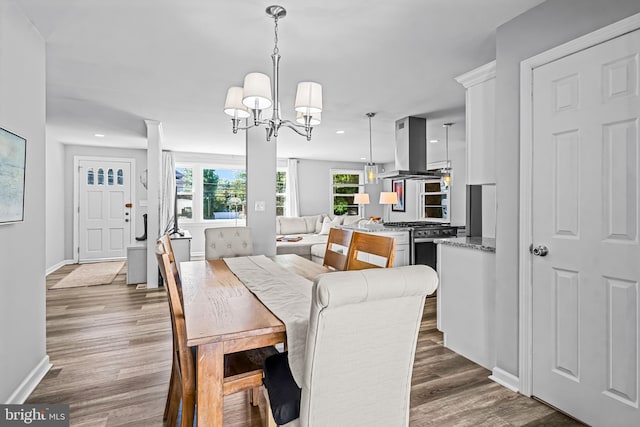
[14,0,545,163]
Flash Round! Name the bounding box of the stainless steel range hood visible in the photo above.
[379,116,442,180]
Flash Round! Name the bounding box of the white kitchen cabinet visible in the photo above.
[436,238,496,370]
[455,61,496,185]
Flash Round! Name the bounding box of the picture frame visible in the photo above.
[391,179,405,212]
[0,127,27,224]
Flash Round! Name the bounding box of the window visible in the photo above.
[276,170,287,216]
[117,169,124,185]
[202,168,246,220]
[331,169,364,216]
[107,168,114,185]
[175,163,247,223]
[97,168,104,185]
[87,168,94,185]
[176,167,193,220]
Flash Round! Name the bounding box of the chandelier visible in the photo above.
[442,122,453,185]
[223,5,323,142]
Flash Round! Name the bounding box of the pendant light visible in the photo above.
[364,112,378,184]
[442,123,453,185]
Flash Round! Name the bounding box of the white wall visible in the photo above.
[45,139,66,271]
[297,159,384,219]
[494,0,640,380]
[63,144,148,260]
[0,0,48,403]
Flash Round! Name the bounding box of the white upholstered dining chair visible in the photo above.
[204,226,253,259]
[262,264,438,427]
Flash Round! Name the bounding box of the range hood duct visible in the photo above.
[380,116,442,180]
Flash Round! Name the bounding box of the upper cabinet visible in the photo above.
[455,61,496,185]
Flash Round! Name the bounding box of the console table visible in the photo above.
[126,230,192,284]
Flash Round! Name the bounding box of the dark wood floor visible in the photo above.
[27,263,584,426]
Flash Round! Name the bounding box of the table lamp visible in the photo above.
[379,191,398,223]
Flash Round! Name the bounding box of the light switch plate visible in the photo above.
[255,201,266,211]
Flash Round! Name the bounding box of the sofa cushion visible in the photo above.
[310,243,328,259]
[277,217,308,235]
[276,234,329,258]
[303,215,322,234]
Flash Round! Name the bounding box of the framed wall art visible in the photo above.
[391,179,405,212]
[0,127,27,224]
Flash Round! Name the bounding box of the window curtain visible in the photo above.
[286,158,300,217]
[161,151,176,234]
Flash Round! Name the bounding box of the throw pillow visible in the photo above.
[319,216,342,235]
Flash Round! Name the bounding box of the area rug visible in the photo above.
[51,261,125,289]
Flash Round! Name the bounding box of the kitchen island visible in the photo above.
[434,236,496,370]
[339,223,411,267]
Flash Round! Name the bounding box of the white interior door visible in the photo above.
[78,159,133,261]
[531,29,640,426]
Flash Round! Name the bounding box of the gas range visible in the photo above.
[383,221,457,240]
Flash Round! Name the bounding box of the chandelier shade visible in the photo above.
[224,87,250,119]
[242,73,273,110]
[294,82,323,114]
[223,5,322,142]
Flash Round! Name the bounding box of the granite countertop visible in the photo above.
[433,236,496,252]
[339,223,412,233]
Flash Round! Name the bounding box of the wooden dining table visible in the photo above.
[179,254,329,427]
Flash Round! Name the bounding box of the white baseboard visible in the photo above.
[489,367,520,393]
[5,355,51,404]
[45,259,74,275]
[191,252,205,260]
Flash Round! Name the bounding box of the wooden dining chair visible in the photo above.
[322,227,353,271]
[156,242,277,427]
[345,231,396,270]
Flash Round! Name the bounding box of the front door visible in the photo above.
[78,158,133,261]
[531,29,640,425]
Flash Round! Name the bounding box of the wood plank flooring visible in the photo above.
[27,263,585,426]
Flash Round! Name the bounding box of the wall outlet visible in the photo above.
[255,201,266,211]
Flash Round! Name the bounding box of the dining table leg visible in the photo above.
[197,342,224,427]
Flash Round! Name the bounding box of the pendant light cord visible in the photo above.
[367,112,376,164]
[273,16,279,55]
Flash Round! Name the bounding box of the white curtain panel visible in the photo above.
[161,151,176,234]
[286,158,300,217]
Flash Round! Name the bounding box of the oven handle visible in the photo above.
[413,237,436,243]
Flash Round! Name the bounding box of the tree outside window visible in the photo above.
[331,170,364,216]
[176,167,193,220]
[276,170,287,216]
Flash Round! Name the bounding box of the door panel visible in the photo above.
[78,159,132,261]
[532,29,640,425]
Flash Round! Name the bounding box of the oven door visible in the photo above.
[413,237,437,271]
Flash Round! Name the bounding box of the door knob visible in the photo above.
[532,245,548,256]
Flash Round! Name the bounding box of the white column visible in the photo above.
[145,120,163,288]
[246,126,277,256]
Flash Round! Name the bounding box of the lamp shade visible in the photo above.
[296,111,321,126]
[242,73,272,110]
[294,82,323,114]
[353,193,370,204]
[379,192,398,205]
[224,87,250,118]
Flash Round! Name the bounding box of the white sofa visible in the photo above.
[276,214,363,263]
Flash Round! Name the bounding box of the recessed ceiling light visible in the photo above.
[360,157,366,160]
[429,139,439,144]
[94,133,105,138]
[335,130,345,134]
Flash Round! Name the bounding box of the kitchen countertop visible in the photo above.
[339,223,412,233]
[433,236,496,252]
